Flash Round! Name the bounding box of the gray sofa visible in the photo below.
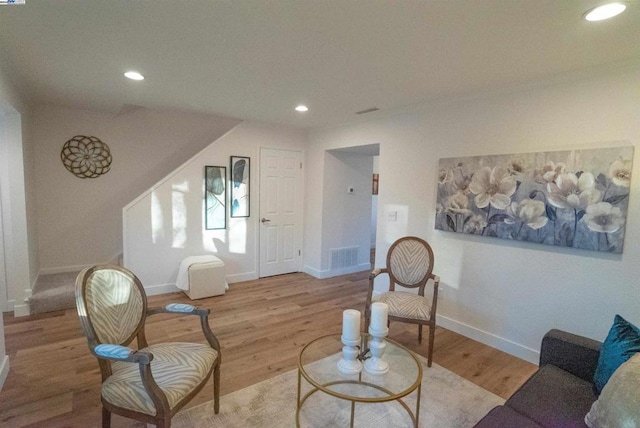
[474,329,601,428]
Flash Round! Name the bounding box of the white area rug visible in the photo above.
[174,354,503,427]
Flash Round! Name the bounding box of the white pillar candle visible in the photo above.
[370,302,389,332]
[342,309,361,341]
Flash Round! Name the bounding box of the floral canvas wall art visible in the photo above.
[435,146,634,253]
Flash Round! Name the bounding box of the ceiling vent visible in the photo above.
[355,107,380,115]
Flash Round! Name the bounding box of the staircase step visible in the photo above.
[29,271,80,315]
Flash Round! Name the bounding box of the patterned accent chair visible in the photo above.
[75,265,221,428]
[365,236,440,366]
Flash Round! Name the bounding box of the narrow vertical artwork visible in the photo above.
[372,173,379,195]
[230,156,250,218]
[205,165,226,230]
[435,146,634,253]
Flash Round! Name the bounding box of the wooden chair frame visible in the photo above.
[364,236,440,366]
[75,265,221,428]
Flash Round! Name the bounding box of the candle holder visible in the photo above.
[364,327,389,375]
[337,335,363,375]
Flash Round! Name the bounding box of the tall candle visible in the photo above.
[342,309,361,341]
[370,302,389,332]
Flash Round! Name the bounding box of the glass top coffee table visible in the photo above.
[296,333,422,427]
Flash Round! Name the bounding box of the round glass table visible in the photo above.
[296,333,422,427]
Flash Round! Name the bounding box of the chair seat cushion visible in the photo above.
[103,342,218,415]
[373,291,432,321]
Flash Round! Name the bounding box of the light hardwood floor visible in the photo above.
[0,271,537,427]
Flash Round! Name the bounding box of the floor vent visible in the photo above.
[330,246,359,270]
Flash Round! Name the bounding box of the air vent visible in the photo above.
[331,246,359,270]
[355,107,380,115]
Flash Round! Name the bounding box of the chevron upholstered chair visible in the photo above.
[75,265,221,428]
[365,236,440,367]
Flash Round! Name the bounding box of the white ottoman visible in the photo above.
[177,255,227,300]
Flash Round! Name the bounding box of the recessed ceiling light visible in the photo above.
[124,71,145,81]
[295,105,309,112]
[584,2,627,21]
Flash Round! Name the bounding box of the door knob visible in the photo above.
[261,218,271,223]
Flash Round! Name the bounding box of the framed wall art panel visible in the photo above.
[230,156,250,218]
[435,145,634,253]
[205,165,226,230]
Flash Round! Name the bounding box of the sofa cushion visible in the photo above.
[506,364,595,428]
[474,405,543,428]
[593,314,640,394]
[585,353,640,428]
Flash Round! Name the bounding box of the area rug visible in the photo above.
[173,354,504,427]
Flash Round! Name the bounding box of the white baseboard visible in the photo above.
[302,263,370,279]
[144,283,181,296]
[13,302,30,317]
[226,272,257,284]
[7,289,31,316]
[436,314,540,364]
[0,355,9,391]
[143,272,255,296]
[39,263,93,275]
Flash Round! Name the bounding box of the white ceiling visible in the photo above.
[0,0,639,129]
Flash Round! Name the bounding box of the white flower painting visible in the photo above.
[435,146,634,253]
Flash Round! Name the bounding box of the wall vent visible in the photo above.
[330,246,359,270]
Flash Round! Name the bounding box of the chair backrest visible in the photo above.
[386,236,434,290]
[75,265,147,347]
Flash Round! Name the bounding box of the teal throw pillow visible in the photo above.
[593,314,640,394]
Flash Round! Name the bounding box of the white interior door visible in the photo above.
[259,148,303,277]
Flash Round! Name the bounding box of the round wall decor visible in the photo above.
[61,135,112,179]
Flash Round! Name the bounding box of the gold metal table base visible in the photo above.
[296,369,421,427]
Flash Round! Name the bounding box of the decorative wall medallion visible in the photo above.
[61,135,112,178]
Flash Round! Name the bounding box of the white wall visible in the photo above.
[123,121,307,293]
[30,105,240,273]
[306,67,640,363]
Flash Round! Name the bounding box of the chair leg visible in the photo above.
[102,407,111,428]
[418,325,423,344]
[213,365,220,414]
[427,325,435,367]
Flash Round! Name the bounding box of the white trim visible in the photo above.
[436,314,540,364]
[144,283,181,296]
[302,263,370,279]
[7,287,31,316]
[0,355,9,391]
[39,264,92,275]
[13,302,29,317]
[143,272,256,296]
[226,272,257,284]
